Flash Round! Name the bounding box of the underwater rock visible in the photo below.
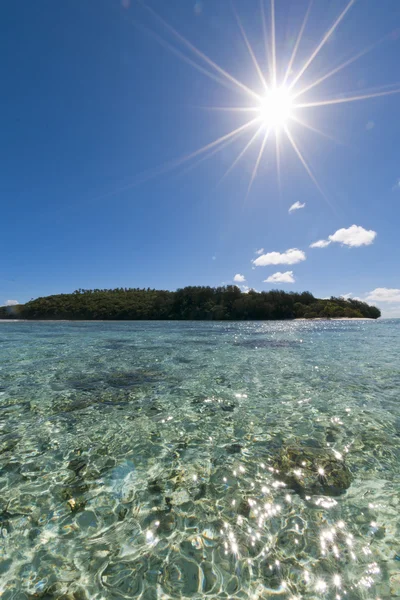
[221,403,235,412]
[273,445,352,497]
[237,498,251,518]
[105,370,162,388]
[226,443,242,454]
[148,479,164,494]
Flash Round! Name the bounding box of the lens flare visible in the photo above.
[117,0,400,204]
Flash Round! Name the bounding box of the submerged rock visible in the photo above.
[226,443,242,455]
[273,445,352,497]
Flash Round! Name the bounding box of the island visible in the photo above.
[0,287,381,320]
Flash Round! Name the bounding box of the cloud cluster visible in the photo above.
[310,225,376,248]
[365,288,400,303]
[5,300,19,306]
[253,248,306,266]
[264,271,295,283]
[242,221,380,293]
[289,201,305,213]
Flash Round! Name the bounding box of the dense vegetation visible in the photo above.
[0,287,381,320]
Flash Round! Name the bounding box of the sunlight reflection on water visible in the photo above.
[0,319,399,599]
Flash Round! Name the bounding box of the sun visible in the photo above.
[134,0,400,200]
[258,87,294,130]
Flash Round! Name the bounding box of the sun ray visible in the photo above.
[195,106,260,114]
[90,118,260,203]
[219,124,265,184]
[293,37,385,99]
[275,131,282,191]
[291,115,344,145]
[288,0,356,90]
[282,0,314,87]
[270,0,277,87]
[260,0,270,82]
[133,20,236,95]
[295,87,400,109]
[146,117,261,175]
[141,1,262,102]
[175,122,254,180]
[232,5,269,92]
[284,126,328,201]
[247,128,271,197]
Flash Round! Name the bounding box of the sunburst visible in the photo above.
[130,0,400,199]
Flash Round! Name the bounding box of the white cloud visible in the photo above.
[392,179,400,192]
[241,285,250,293]
[365,288,400,303]
[289,201,305,213]
[264,271,295,283]
[310,225,376,249]
[365,120,375,130]
[328,225,376,247]
[5,300,19,306]
[253,248,306,266]
[340,293,353,300]
[310,239,331,248]
[255,248,264,255]
[212,255,216,261]
[234,273,246,282]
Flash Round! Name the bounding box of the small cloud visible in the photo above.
[392,178,400,192]
[212,256,216,261]
[4,299,19,306]
[255,248,264,255]
[241,285,250,293]
[253,248,306,266]
[365,120,375,130]
[234,273,246,282]
[194,1,203,15]
[340,293,353,300]
[310,239,331,248]
[329,225,376,247]
[264,271,295,283]
[288,201,306,213]
[310,225,376,249]
[365,288,400,303]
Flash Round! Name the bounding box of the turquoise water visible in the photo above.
[0,320,399,599]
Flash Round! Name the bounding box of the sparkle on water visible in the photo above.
[0,319,399,599]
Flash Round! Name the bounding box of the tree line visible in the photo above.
[0,287,381,320]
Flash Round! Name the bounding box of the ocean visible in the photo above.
[0,319,399,599]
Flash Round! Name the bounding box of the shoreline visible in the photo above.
[0,317,381,323]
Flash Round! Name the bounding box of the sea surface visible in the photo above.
[0,320,399,599]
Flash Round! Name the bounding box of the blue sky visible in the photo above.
[1,0,400,316]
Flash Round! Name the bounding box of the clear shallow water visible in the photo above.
[0,320,399,599]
